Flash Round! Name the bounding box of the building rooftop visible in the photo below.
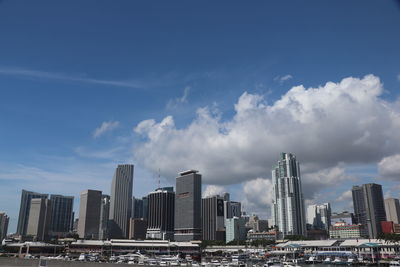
[179,170,199,176]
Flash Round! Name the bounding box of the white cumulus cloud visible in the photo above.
[93,120,120,138]
[133,75,400,198]
[202,185,227,198]
[378,154,400,181]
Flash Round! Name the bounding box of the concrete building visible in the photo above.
[226,217,246,243]
[329,222,362,239]
[330,211,354,226]
[352,183,386,238]
[109,164,134,239]
[99,194,110,240]
[78,190,102,239]
[129,218,147,240]
[201,195,225,241]
[271,153,306,237]
[307,203,331,230]
[146,188,175,240]
[49,194,74,237]
[247,230,277,241]
[384,198,400,224]
[174,170,202,241]
[0,212,9,241]
[16,190,48,236]
[246,215,268,232]
[26,198,52,241]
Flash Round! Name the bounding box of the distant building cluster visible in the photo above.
[2,152,400,244]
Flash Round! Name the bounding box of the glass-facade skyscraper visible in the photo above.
[272,153,306,237]
[17,190,48,236]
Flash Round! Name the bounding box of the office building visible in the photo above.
[109,164,134,239]
[271,153,306,237]
[129,218,147,240]
[329,222,362,239]
[17,190,48,236]
[307,203,331,230]
[330,211,354,226]
[26,198,52,241]
[49,194,74,237]
[78,190,102,239]
[352,183,387,238]
[132,197,144,219]
[142,196,149,220]
[146,188,175,240]
[352,186,367,226]
[202,195,225,241]
[384,198,400,224]
[224,200,242,221]
[0,212,9,241]
[226,217,246,243]
[174,170,202,241]
[99,194,110,240]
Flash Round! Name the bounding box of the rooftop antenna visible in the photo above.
[158,168,161,190]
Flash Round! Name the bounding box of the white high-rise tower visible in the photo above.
[109,164,134,239]
[271,153,306,237]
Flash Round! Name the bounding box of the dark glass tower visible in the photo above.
[49,194,74,236]
[174,170,202,241]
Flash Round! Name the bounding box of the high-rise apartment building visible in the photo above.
[174,170,202,241]
[99,194,110,240]
[271,153,306,237]
[109,164,134,239]
[202,195,225,241]
[26,198,52,241]
[307,203,331,230]
[385,198,400,224]
[78,190,102,239]
[0,212,9,241]
[17,190,48,236]
[49,194,74,237]
[146,188,175,240]
[352,183,386,238]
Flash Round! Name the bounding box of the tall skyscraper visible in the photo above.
[26,198,52,241]
[202,195,225,241]
[225,217,246,243]
[132,197,143,219]
[49,194,74,237]
[78,190,102,239]
[352,186,367,226]
[307,203,331,230]
[174,170,202,241]
[0,212,9,241]
[385,198,400,224]
[99,194,110,240]
[352,183,387,238]
[109,164,134,239]
[271,153,306,237]
[146,188,175,240]
[17,190,48,236]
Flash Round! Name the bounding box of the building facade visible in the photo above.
[329,222,362,239]
[174,170,202,241]
[109,164,134,239]
[384,198,400,224]
[146,189,175,240]
[99,194,110,240]
[226,217,246,243]
[26,198,52,241]
[78,190,102,239]
[0,212,9,241]
[271,153,306,237]
[129,218,147,240]
[307,203,331,230]
[201,195,225,241]
[49,194,74,237]
[17,190,48,236]
[353,183,386,238]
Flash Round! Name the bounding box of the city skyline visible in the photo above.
[1,1,400,232]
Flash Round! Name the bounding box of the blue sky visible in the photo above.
[1,1,400,232]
